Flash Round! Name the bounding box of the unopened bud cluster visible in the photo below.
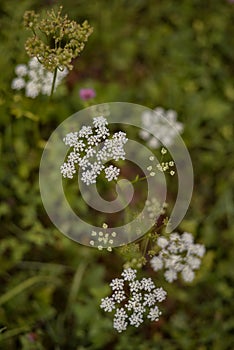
[24,6,93,71]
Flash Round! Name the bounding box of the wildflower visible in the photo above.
[141,278,155,292]
[61,116,128,185]
[89,224,117,251]
[121,268,137,281]
[11,77,25,90]
[79,88,96,100]
[24,6,93,72]
[129,280,142,292]
[150,256,163,271]
[150,232,205,283]
[104,165,120,181]
[157,237,169,248]
[100,297,116,312]
[140,107,183,149]
[113,308,128,333]
[100,268,167,332]
[110,278,125,291]
[148,154,175,177]
[145,198,166,220]
[147,306,161,321]
[15,64,28,77]
[11,57,68,98]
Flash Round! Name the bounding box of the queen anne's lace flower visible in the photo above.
[145,198,166,220]
[15,64,28,77]
[11,77,26,90]
[113,290,126,303]
[11,57,68,98]
[129,280,142,292]
[110,278,125,291]
[121,268,137,281]
[140,107,183,148]
[100,268,167,332]
[147,306,161,321]
[147,150,175,178]
[141,278,155,292]
[150,256,163,271]
[113,308,128,333]
[89,224,117,251]
[150,232,205,283]
[61,117,128,185]
[104,165,120,181]
[100,297,115,312]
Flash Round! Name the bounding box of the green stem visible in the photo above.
[50,67,58,98]
[131,175,150,185]
[65,262,87,314]
[53,262,87,344]
[142,235,150,257]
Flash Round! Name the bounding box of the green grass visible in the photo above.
[0,0,234,349]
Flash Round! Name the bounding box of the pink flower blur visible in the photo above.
[79,88,96,100]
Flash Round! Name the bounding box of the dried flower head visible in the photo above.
[24,6,93,72]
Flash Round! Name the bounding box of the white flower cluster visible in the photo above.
[90,223,117,251]
[11,57,68,98]
[140,107,183,149]
[150,232,205,283]
[147,150,175,177]
[145,198,167,220]
[60,117,128,185]
[100,268,167,333]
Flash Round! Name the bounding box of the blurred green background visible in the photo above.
[0,0,234,349]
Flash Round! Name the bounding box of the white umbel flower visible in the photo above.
[140,107,183,149]
[150,256,163,271]
[100,268,166,332]
[61,117,128,185]
[104,165,120,181]
[113,308,128,333]
[181,266,195,282]
[15,64,28,77]
[110,278,124,291]
[25,81,40,98]
[121,268,137,281]
[147,306,162,321]
[11,57,68,98]
[100,297,115,312]
[150,232,205,283]
[11,77,26,90]
[157,237,169,248]
[129,312,144,327]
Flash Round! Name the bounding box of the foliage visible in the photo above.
[0,0,234,349]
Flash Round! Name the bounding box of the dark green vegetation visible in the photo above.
[0,0,234,349]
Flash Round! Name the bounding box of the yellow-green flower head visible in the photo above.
[24,6,93,72]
